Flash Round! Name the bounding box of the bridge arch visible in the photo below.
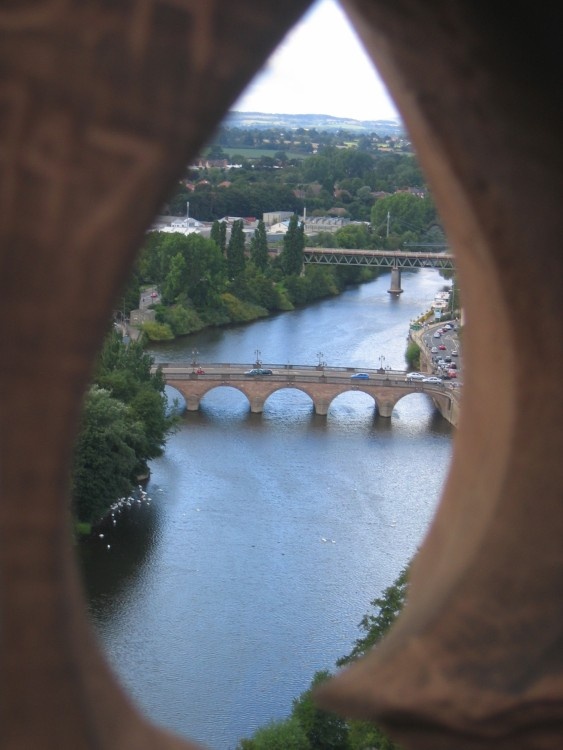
[164,373,455,419]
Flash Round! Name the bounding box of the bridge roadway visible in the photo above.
[302,248,455,270]
[159,362,458,422]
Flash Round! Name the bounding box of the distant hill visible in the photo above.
[225,110,404,136]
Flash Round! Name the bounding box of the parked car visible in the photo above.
[433,332,441,338]
[244,368,273,376]
[439,344,447,350]
[351,372,370,379]
[451,349,459,356]
[431,346,439,353]
[423,376,443,384]
[446,369,457,378]
[406,372,426,381]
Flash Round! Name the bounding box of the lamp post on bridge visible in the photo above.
[254,349,262,367]
[316,351,324,370]
[191,349,199,372]
[378,355,386,373]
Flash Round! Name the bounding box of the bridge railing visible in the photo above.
[155,362,408,375]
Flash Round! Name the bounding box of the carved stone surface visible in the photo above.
[316,2,563,748]
[0,1,561,748]
[0,2,312,748]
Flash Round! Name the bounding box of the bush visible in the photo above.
[220,292,269,323]
[141,321,175,341]
[157,304,205,335]
[405,341,420,370]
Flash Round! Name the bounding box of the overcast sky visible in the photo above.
[233,0,399,122]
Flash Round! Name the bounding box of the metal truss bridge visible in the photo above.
[303,247,455,270]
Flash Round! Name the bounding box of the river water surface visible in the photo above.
[78,269,455,749]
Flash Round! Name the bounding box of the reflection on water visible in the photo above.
[78,270,455,750]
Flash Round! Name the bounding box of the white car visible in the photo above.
[431,346,439,353]
[423,376,443,384]
[451,349,459,356]
[406,372,425,381]
[433,332,441,338]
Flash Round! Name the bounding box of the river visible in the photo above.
[78,268,454,749]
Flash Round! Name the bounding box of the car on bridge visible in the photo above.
[423,376,443,384]
[244,368,273,376]
[405,372,425,381]
[350,372,370,379]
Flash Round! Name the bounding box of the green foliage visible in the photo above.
[250,219,269,271]
[210,219,227,253]
[227,219,246,278]
[239,568,409,750]
[141,321,175,341]
[238,718,310,750]
[229,263,285,311]
[292,671,348,750]
[273,283,294,311]
[371,192,438,247]
[334,223,373,249]
[138,232,227,310]
[72,386,145,524]
[156,304,205,336]
[220,292,269,323]
[405,341,421,370]
[337,567,410,667]
[72,331,177,525]
[280,214,304,275]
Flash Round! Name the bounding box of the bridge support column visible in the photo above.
[378,401,394,418]
[314,400,329,416]
[388,266,403,294]
[250,399,264,414]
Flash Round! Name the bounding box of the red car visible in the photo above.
[439,344,447,350]
[195,368,205,375]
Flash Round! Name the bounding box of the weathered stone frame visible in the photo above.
[0,1,561,748]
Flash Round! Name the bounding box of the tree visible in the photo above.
[162,252,188,303]
[292,671,348,750]
[237,718,309,750]
[210,219,227,254]
[334,223,372,249]
[250,219,269,271]
[72,386,145,525]
[280,214,304,276]
[337,566,410,667]
[227,219,246,279]
[72,331,178,525]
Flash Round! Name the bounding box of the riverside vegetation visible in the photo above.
[133,215,380,343]
[71,331,177,533]
[126,125,446,343]
[237,567,409,750]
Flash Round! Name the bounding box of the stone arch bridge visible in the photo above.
[158,363,460,425]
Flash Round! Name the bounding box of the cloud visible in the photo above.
[233,0,399,121]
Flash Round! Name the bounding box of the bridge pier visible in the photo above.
[387,266,403,294]
[314,400,330,416]
[250,398,264,414]
[378,400,395,418]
